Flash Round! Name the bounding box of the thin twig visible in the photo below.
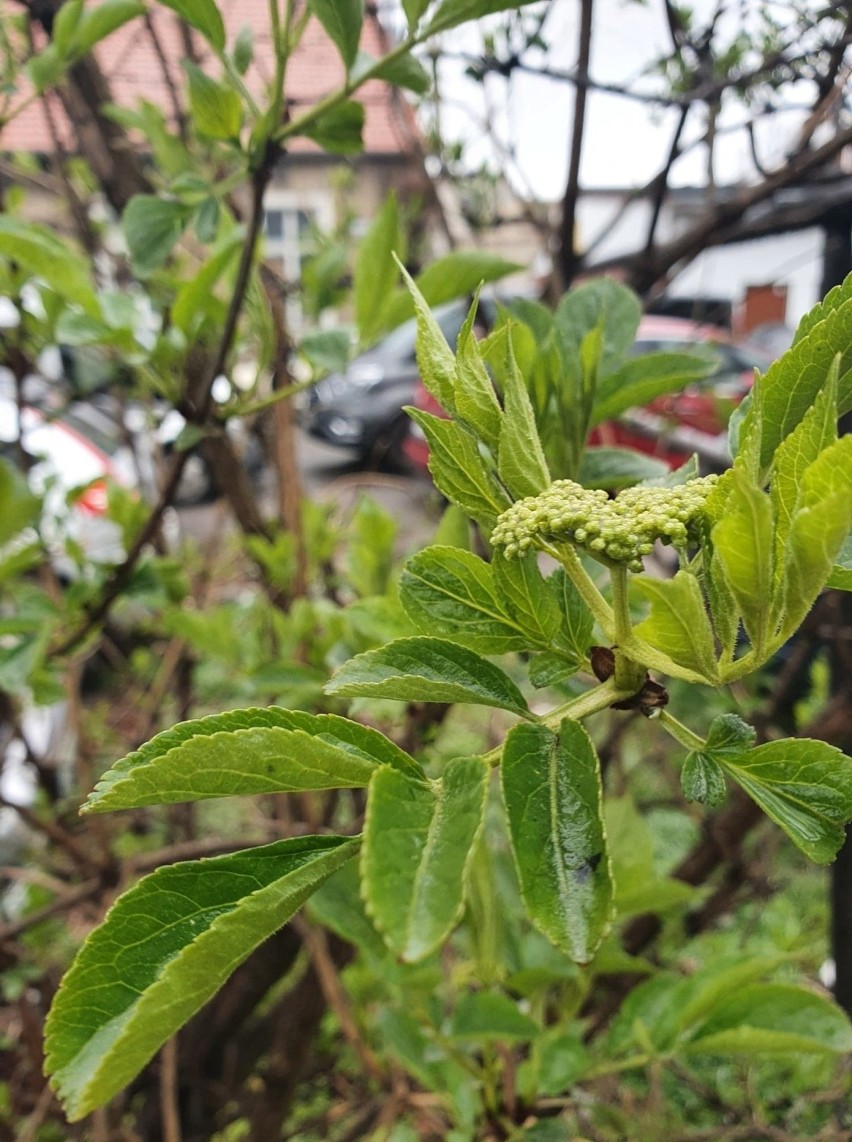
[0,878,101,942]
[160,1036,182,1142]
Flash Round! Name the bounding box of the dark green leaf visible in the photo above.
[579,447,669,490]
[402,0,431,30]
[685,983,852,1056]
[633,571,718,681]
[399,546,527,653]
[548,568,594,662]
[159,0,225,49]
[308,0,363,71]
[123,195,190,275]
[367,50,431,94]
[354,193,401,344]
[44,836,359,1120]
[407,409,510,528]
[718,738,852,863]
[704,713,757,756]
[427,0,542,34]
[501,719,613,963]
[554,278,641,380]
[492,550,562,650]
[325,636,532,717]
[83,707,421,813]
[362,757,488,961]
[302,100,365,154]
[232,23,253,73]
[450,992,539,1042]
[528,651,581,688]
[681,752,727,807]
[591,349,717,426]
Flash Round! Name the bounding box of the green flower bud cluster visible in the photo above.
[491,476,718,571]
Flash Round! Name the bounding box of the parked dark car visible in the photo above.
[403,315,774,475]
[302,298,497,467]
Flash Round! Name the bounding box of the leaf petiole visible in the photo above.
[657,709,706,753]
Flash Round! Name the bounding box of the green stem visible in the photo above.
[539,540,616,640]
[584,1053,654,1080]
[657,709,705,752]
[481,679,635,767]
[611,563,632,645]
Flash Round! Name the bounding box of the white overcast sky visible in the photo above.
[427,0,820,200]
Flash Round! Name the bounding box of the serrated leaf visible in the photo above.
[548,568,594,661]
[159,0,225,49]
[453,292,502,450]
[528,652,581,688]
[590,350,717,426]
[792,269,852,346]
[123,195,190,275]
[308,0,363,70]
[382,251,519,331]
[685,983,852,1056]
[633,571,718,681]
[579,447,669,490]
[325,635,532,717]
[407,409,510,527]
[395,257,457,411]
[399,546,526,653]
[362,757,488,961]
[681,752,727,806]
[779,492,852,639]
[450,992,539,1042]
[302,100,365,154]
[828,534,852,590]
[354,193,401,344]
[717,738,852,863]
[82,707,422,813]
[501,719,613,963]
[711,470,774,650]
[705,713,756,755]
[497,339,551,498]
[44,835,359,1120]
[492,550,561,650]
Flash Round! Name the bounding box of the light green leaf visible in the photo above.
[633,571,718,681]
[382,251,520,331]
[396,257,457,411]
[579,447,669,490]
[454,292,502,451]
[74,0,145,54]
[53,0,84,54]
[497,340,551,498]
[779,492,852,639]
[590,350,717,426]
[450,992,539,1042]
[82,707,422,813]
[492,550,562,651]
[501,719,613,963]
[362,757,488,961]
[27,45,66,92]
[399,546,527,653]
[159,0,225,49]
[302,100,365,154]
[548,569,594,662]
[685,983,852,1056]
[122,195,190,276]
[183,61,241,139]
[44,835,359,1120]
[354,193,401,344]
[173,229,244,335]
[308,0,363,71]
[325,636,532,717]
[792,269,852,346]
[0,217,97,312]
[711,470,774,650]
[407,409,510,528]
[427,0,542,34]
[554,278,641,380]
[828,534,852,590]
[402,0,431,30]
[364,50,431,94]
[605,796,694,918]
[718,738,852,862]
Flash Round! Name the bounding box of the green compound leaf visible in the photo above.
[633,571,718,682]
[362,757,488,961]
[82,707,422,813]
[308,0,363,71]
[501,719,613,963]
[44,835,359,1120]
[497,340,551,499]
[325,636,532,718]
[684,983,852,1057]
[492,550,563,652]
[718,738,852,863]
[407,409,511,528]
[399,546,527,654]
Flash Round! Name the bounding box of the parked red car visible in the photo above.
[403,315,774,475]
